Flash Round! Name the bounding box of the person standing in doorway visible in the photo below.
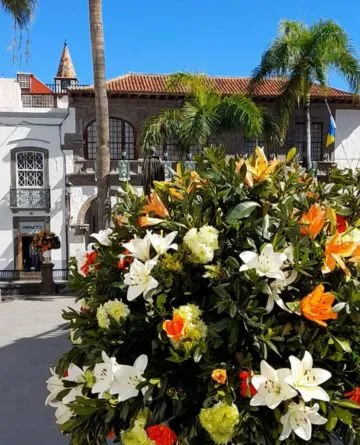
[30,242,39,270]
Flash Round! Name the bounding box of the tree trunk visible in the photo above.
[304,98,312,171]
[88,0,110,230]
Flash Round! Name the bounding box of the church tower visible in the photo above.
[54,41,78,93]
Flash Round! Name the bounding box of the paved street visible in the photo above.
[0,296,75,445]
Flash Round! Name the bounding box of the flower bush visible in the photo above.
[47,147,360,444]
[32,230,61,252]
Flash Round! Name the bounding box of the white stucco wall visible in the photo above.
[334,110,360,169]
[0,107,74,270]
[0,79,21,108]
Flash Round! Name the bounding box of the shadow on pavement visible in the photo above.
[0,326,69,445]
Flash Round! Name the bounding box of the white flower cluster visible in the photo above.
[240,243,297,313]
[46,351,148,425]
[123,231,178,301]
[45,363,88,425]
[250,351,330,441]
[184,225,219,264]
[96,299,130,329]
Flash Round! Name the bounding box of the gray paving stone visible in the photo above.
[0,297,75,445]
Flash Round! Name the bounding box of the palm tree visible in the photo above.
[1,0,36,28]
[142,72,277,155]
[88,0,110,230]
[252,19,360,170]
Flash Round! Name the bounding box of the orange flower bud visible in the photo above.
[211,369,227,384]
[163,314,185,342]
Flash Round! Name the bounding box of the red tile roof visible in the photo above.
[29,75,53,94]
[69,73,353,99]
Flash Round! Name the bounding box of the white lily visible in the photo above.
[45,368,65,407]
[250,361,297,409]
[62,363,88,404]
[124,258,158,301]
[284,351,331,402]
[111,354,148,402]
[90,228,113,246]
[148,231,178,256]
[92,351,121,398]
[266,270,298,313]
[54,401,74,425]
[280,401,327,442]
[240,244,287,280]
[123,235,151,262]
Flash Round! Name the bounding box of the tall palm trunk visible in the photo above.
[304,98,312,171]
[88,0,110,230]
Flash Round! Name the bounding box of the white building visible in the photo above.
[0,44,77,274]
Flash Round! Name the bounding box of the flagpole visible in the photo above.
[324,99,351,168]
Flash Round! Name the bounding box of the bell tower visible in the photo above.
[54,41,78,93]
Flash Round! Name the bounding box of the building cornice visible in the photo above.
[0,108,69,119]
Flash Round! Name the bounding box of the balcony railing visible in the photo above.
[46,83,90,94]
[0,269,69,282]
[10,188,51,210]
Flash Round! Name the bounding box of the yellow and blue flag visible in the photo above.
[326,115,336,147]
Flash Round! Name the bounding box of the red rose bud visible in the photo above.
[336,214,347,233]
[345,388,360,405]
[63,370,69,378]
[117,257,126,270]
[239,370,257,398]
[146,424,177,445]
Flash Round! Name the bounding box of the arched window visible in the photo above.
[16,151,45,188]
[85,118,135,160]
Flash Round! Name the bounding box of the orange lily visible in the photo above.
[245,147,281,183]
[141,192,169,218]
[299,204,326,239]
[235,158,254,187]
[322,232,356,277]
[300,284,338,327]
[137,216,164,228]
[349,245,360,264]
[168,187,184,200]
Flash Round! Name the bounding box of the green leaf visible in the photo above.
[334,406,352,426]
[286,147,297,163]
[226,201,260,223]
[333,336,352,353]
[325,409,338,432]
[333,400,360,410]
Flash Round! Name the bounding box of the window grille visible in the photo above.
[16,151,45,188]
[295,123,323,161]
[21,95,55,108]
[86,118,135,159]
[17,73,30,89]
[244,138,265,154]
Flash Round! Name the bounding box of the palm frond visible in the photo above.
[216,95,264,138]
[262,112,281,148]
[275,71,304,142]
[180,101,219,148]
[166,72,215,96]
[1,0,37,27]
[140,109,183,152]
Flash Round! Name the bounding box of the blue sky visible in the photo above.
[0,0,359,90]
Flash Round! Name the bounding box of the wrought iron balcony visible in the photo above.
[10,188,51,210]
